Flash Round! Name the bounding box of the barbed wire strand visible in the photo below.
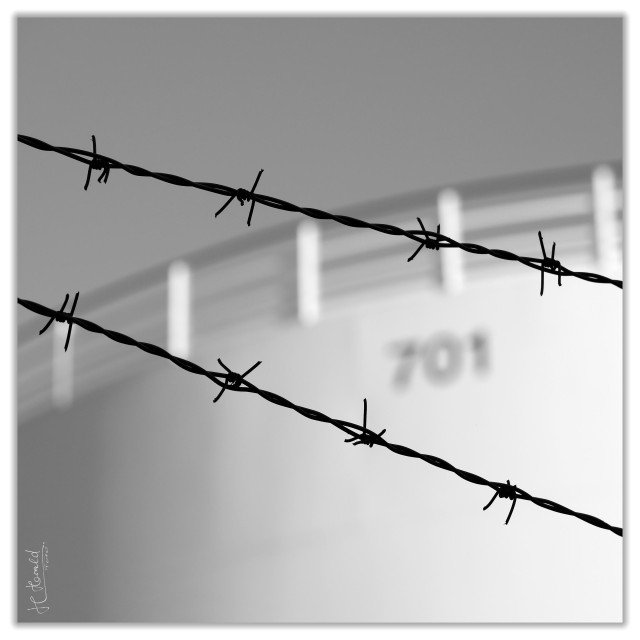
[17,134,622,293]
[18,295,622,537]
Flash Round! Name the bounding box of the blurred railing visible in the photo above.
[17,161,623,423]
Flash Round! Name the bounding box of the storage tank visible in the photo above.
[18,163,623,622]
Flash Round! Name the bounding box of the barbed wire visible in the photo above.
[17,134,622,294]
[18,295,623,538]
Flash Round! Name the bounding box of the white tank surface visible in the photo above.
[18,164,623,622]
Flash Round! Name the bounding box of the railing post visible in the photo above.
[167,260,191,358]
[437,188,464,294]
[592,165,619,273]
[52,321,73,409]
[296,220,321,326]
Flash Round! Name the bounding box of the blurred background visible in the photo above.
[16,16,623,622]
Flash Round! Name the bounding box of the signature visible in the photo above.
[24,542,49,614]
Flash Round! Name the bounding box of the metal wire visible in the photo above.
[17,296,623,538]
[17,134,622,293]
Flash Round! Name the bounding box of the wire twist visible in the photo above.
[17,296,622,538]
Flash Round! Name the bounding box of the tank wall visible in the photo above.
[18,275,623,622]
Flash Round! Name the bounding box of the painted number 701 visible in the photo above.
[388,331,490,388]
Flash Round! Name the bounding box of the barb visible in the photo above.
[213,358,262,403]
[18,295,622,538]
[18,134,622,292]
[538,231,562,296]
[214,169,264,226]
[37,292,79,352]
[483,479,518,525]
[84,135,110,191]
[344,398,387,447]
[407,220,440,262]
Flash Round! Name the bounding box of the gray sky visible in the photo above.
[17,16,622,307]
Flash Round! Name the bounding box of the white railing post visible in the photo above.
[296,220,321,326]
[437,188,464,294]
[52,321,73,409]
[167,260,191,358]
[592,165,619,273]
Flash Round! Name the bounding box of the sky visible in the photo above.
[17,16,622,307]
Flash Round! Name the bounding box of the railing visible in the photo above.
[17,161,623,423]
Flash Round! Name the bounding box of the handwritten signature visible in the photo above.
[24,542,49,614]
